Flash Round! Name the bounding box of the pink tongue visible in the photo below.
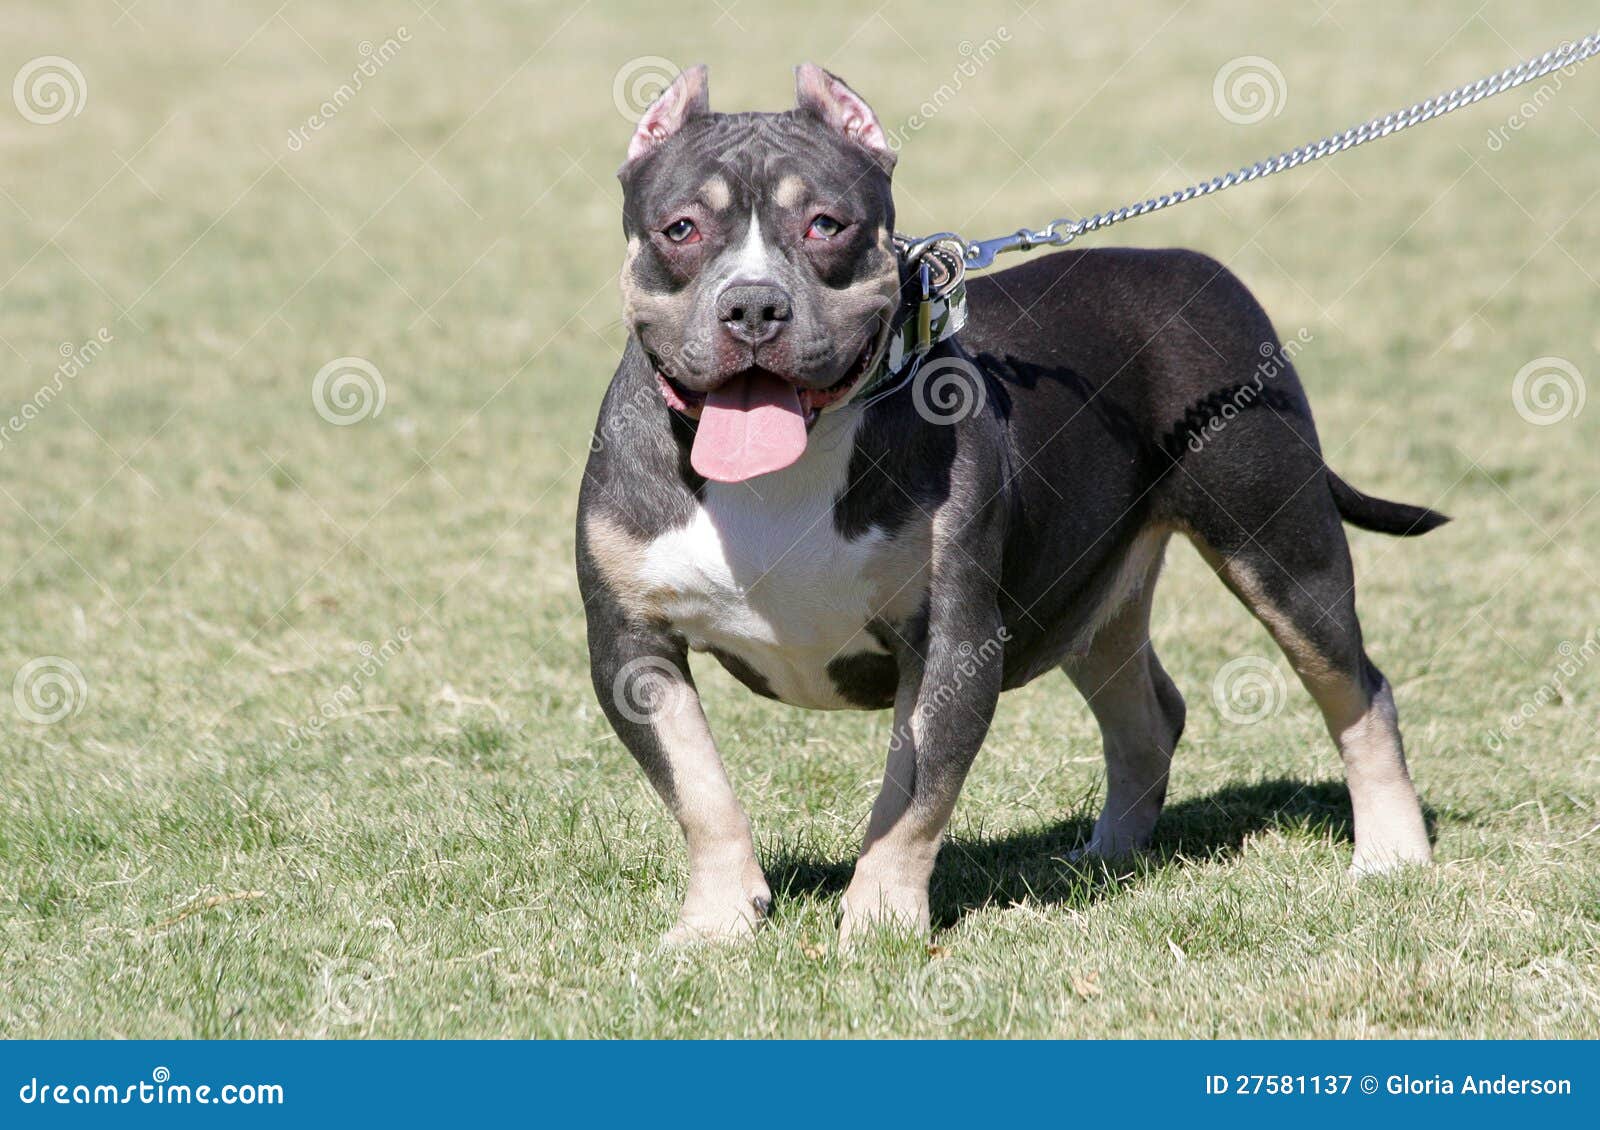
[690,372,808,483]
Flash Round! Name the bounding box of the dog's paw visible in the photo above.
[1063,840,1141,868]
[837,882,929,949]
[1074,813,1156,862]
[1348,841,1432,879]
[656,896,768,947]
[661,865,772,949]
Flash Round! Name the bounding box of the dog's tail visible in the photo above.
[1328,470,1449,536]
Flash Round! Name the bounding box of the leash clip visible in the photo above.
[964,224,1075,269]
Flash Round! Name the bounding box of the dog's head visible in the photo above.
[617,64,902,482]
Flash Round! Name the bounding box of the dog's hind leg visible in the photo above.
[1064,539,1187,857]
[1183,474,1432,874]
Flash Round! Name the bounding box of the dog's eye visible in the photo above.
[663,218,698,244]
[806,214,845,240]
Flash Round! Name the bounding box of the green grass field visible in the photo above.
[2,1,1597,1038]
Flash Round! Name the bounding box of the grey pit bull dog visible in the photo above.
[577,64,1445,946]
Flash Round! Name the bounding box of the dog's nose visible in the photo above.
[716,283,791,344]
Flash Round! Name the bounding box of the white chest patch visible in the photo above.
[636,411,927,709]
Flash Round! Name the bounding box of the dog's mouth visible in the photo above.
[650,334,880,485]
[652,335,877,424]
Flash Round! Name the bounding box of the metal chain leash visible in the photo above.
[944,29,1600,269]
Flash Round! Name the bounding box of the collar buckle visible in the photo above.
[851,235,971,404]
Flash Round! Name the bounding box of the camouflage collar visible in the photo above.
[853,235,969,402]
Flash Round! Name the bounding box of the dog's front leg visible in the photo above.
[587,617,770,947]
[840,595,1004,945]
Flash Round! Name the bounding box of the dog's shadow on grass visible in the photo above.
[767,777,1436,928]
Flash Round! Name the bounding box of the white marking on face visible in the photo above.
[725,210,779,283]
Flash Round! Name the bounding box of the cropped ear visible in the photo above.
[794,63,895,171]
[625,64,709,164]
